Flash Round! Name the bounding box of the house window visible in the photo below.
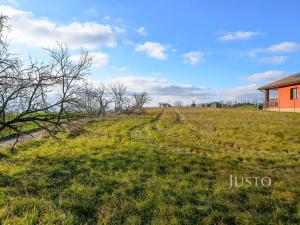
[290,88,298,100]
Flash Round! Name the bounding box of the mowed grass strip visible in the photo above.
[0,108,299,225]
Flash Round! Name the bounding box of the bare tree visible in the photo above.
[0,15,9,43]
[0,15,150,149]
[94,84,111,116]
[80,82,111,116]
[132,92,151,111]
[46,43,92,121]
[109,82,127,112]
[0,39,92,147]
[0,15,18,82]
[80,82,97,114]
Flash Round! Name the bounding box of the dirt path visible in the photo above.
[0,116,104,150]
[0,129,46,149]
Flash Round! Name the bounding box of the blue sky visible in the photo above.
[1,0,300,104]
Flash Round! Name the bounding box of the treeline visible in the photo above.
[0,16,149,146]
[81,82,150,116]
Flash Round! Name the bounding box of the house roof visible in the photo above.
[258,72,300,90]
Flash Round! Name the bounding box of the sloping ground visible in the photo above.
[0,117,102,149]
[0,129,46,149]
[0,108,299,225]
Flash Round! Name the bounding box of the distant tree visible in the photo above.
[132,92,150,108]
[109,82,127,112]
[80,82,98,114]
[81,82,111,116]
[131,91,151,112]
[0,15,8,42]
[94,84,111,116]
[191,101,196,107]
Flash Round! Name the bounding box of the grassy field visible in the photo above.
[0,108,299,225]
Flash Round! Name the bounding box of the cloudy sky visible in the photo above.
[1,0,300,105]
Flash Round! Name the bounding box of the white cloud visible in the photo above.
[90,75,268,104]
[70,52,109,68]
[103,16,110,20]
[222,84,261,101]
[218,31,262,41]
[247,42,300,58]
[106,76,266,104]
[100,76,213,104]
[217,71,287,101]
[136,26,147,36]
[182,51,205,65]
[135,42,168,60]
[267,42,300,53]
[0,5,119,50]
[246,71,284,82]
[109,76,268,103]
[258,56,287,65]
[113,26,126,35]
[110,76,169,92]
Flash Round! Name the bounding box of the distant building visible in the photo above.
[191,102,196,107]
[208,102,223,108]
[193,102,224,108]
[159,102,172,108]
[197,103,208,108]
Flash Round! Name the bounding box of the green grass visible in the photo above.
[0,108,299,224]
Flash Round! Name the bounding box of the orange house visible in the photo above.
[258,72,300,112]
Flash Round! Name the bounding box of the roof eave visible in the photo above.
[258,81,300,90]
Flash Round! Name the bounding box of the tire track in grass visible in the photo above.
[100,110,218,224]
[156,109,219,224]
[128,109,207,156]
[127,110,164,145]
[172,109,229,224]
[128,109,219,224]
[174,108,214,150]
[158,108,204,155]
[174,108,183,123]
